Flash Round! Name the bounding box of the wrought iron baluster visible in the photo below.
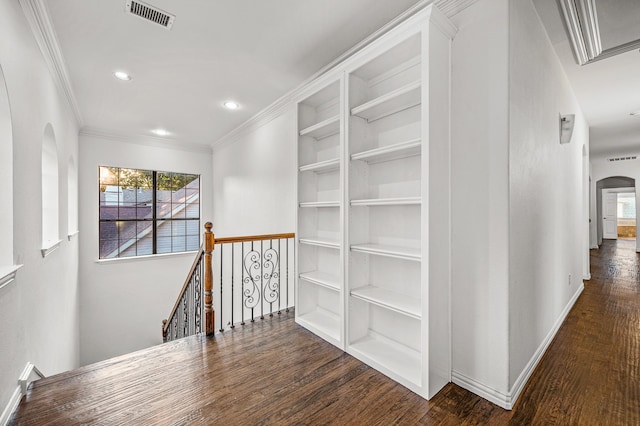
[260,240,264,320]
[230,243,235,328]
[286,238,290,312]
[278,239,281,315]
[251,241,255,322]
[241,242,245,326]
[219,244,224,333]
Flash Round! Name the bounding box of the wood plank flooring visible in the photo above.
[10,239,640,425]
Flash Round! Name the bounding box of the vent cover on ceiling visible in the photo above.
[125,0,175,30]
[607,156,637,162]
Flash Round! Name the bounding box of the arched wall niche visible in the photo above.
[41,123,60,256]
[67,155,78,238]
[0,65,14,272]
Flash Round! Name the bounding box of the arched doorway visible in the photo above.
[595,176,636,245]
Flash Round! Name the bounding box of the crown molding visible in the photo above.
[19,0,84,127]
[80,126,213,154]
[211,0,478,149]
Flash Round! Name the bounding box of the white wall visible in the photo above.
[591,158,640,252]
[0,0,80,417]
[450,0,589,408]
[78,134,213,365]
[450,0,511,398]
[212,109,297,237]
[508,0,587,394]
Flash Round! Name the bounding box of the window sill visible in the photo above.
[0,264,23,290]
[67,231,79,241]
[95,250,199,265]
[41,240,62,258]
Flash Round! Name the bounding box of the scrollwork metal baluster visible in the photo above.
[243,241,261,322]
[262,239,280,317]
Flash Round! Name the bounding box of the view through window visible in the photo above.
[99,166,200,259]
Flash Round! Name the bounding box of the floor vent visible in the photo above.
[607,156,637,162]
[125,0,175,30]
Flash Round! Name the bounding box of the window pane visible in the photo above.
[185,203,199,219]
[118,239,137,258]
[186,234,200,251]
[186,220,200,236]
[157,236,172,254]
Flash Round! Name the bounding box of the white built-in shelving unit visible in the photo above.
[296,79,344,347]
[295,5,456,400]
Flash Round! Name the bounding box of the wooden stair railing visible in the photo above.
[162,222,294,342]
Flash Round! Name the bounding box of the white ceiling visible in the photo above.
[533,0,640,158]
[45,0,421,145]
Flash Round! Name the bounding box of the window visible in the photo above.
[99,166,200,259]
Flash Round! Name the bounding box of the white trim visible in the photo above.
[0,265,23,290]
[1,363,45,426]
[590,244,599,249]
[211,0,476,149]
[18,0,83,126]
[0,387,21,426]
[508,282,584,408]
[67,230,79,241]
[583,273,591,280]
[96,250,198,264]
[80,127,213,154]
[452,282,584,410]
[41,239,62,258]
[18,363,45,394]
[451,370,510,409]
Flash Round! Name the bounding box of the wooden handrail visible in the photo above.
[214,233,295,245]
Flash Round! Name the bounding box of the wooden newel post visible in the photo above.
[162,319,168,343]
[204,222,215,336]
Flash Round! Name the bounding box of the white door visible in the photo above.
[602,191,618,239]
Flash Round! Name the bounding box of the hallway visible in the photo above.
[9,240,640,425]
[509,238,640,423]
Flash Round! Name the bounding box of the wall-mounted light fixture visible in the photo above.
[560,114,575,144]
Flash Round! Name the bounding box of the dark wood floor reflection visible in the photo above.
[10,239,640,425]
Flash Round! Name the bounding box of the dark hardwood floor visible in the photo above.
[10,239,640,425]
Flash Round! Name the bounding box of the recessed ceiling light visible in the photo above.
[152,128,170,137]
[114,71,132,81]
[224,101,240,110]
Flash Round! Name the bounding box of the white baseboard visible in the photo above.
[1,362,45,426]
[583,273,591,280]
[451,370,510,409]
[590,244,598,249]
[453,282,584,410]
[507,282,584,409]
[0,387,21,426]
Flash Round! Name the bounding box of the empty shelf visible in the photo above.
[299,271,340,291]
[299,201,340,208]
[297,308,340,341]
[299,158,340,173]
[350,243,420,261]
[299,115,340,139]
[350,332,421,386]
[351,139,421,164]
[351,286,420,319]
[350,197,421,206]
[299,237,340,249]
[351,80,421,122]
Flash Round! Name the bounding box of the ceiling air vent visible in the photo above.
[125,1,175,30]
[607,156,637,162]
